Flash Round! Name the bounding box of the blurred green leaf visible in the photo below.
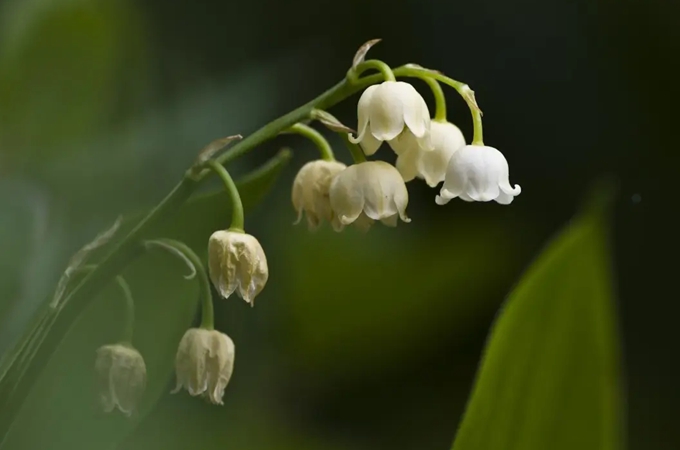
[0,154,290,450]
[0,0,147,166]
[0,179,68,356]
[450,199,623,450]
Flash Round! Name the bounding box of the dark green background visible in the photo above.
[0,0,676,449]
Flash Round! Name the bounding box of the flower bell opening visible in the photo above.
[208,230,269,305]
[436,145,521,205]
[292,159,347,231]
[394,121,466,187]
[172,328,236,406]
[94,344,147,416]
[349,81,432,156]
[329,161,411,231]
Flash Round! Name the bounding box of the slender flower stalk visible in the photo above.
[114,276,135,344]
[144,239,214,329]
[343,134,367,163]
[422,77,447,122]
[394,66,484,145]
[285,123,335,161]
[206,160,245,232]
[350,59,396,82]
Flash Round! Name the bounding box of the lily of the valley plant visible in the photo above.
[0,39,521,429]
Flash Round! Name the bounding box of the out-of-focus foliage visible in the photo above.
[0,159,290,450]
[452,194,623,450]
[278,217,526,379]
[0,0,147,163]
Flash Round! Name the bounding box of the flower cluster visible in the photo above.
[291,79,521,232]
[93,42,523,414]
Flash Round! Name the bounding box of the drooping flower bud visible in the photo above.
[292,159,347,231]
[392,121,466,187]
[171,328,235,405]
[436,145,521,205]
[94,344,147,416]
[348,81,432,156]
[208,230,268,305]
[329,161,410,231]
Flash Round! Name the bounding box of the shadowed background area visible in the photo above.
[0,0,677,449]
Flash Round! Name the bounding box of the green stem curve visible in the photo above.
[114,276,135,344]
[422,77,447,122]
[286,123,335,161]
[206,160,244,231]
[395,66,484,145]
[351,59,396,82]
[145,239,214,330]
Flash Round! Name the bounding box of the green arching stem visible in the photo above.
[422,77,447,122]
[395,66,484,145]
[286,123,335,161]
[342,134,367,164]
[352,59,396,82]
[114,276,135,344]
[0,64,433,438]
[206,160,245,232]
[146,239,215,330]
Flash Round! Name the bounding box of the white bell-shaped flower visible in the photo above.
[329,161,410,230]
[349,81,432,156]
[436,145,521,205]
[208,230,268,305]
[94,344,147,416]
[393,121,466,187]
[291,159,347,231]
[171,328,235,405]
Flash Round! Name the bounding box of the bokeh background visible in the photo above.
[0,0,677,449]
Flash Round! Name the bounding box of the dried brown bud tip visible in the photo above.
[352,38,382,68]
[311,109,355,134]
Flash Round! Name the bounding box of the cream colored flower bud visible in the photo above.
[349,81,432,156]
[171,328,235,405]
[292,159,347,231]
[94,344,147,416]
[436,145,522,205]
[329,161,410,231]
[393,121,466,187]
[208,230,268,305]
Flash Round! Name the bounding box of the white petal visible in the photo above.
[427,122,465,178]
[462,148,497,201]
[329,166,365,225]
[349,85,378,144]
[369,82,406,142]
[435,193,452,205]
[361,162,400,220]
[395,149,419,182]
[495,190,515,205]
[439,148,470,201]
[359,124,383,155]
[399,82,431,139]
[388,129,419,156]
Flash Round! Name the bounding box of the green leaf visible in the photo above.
[0,0,148,165]
[0,152,290,450]
[451,197,624,450]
